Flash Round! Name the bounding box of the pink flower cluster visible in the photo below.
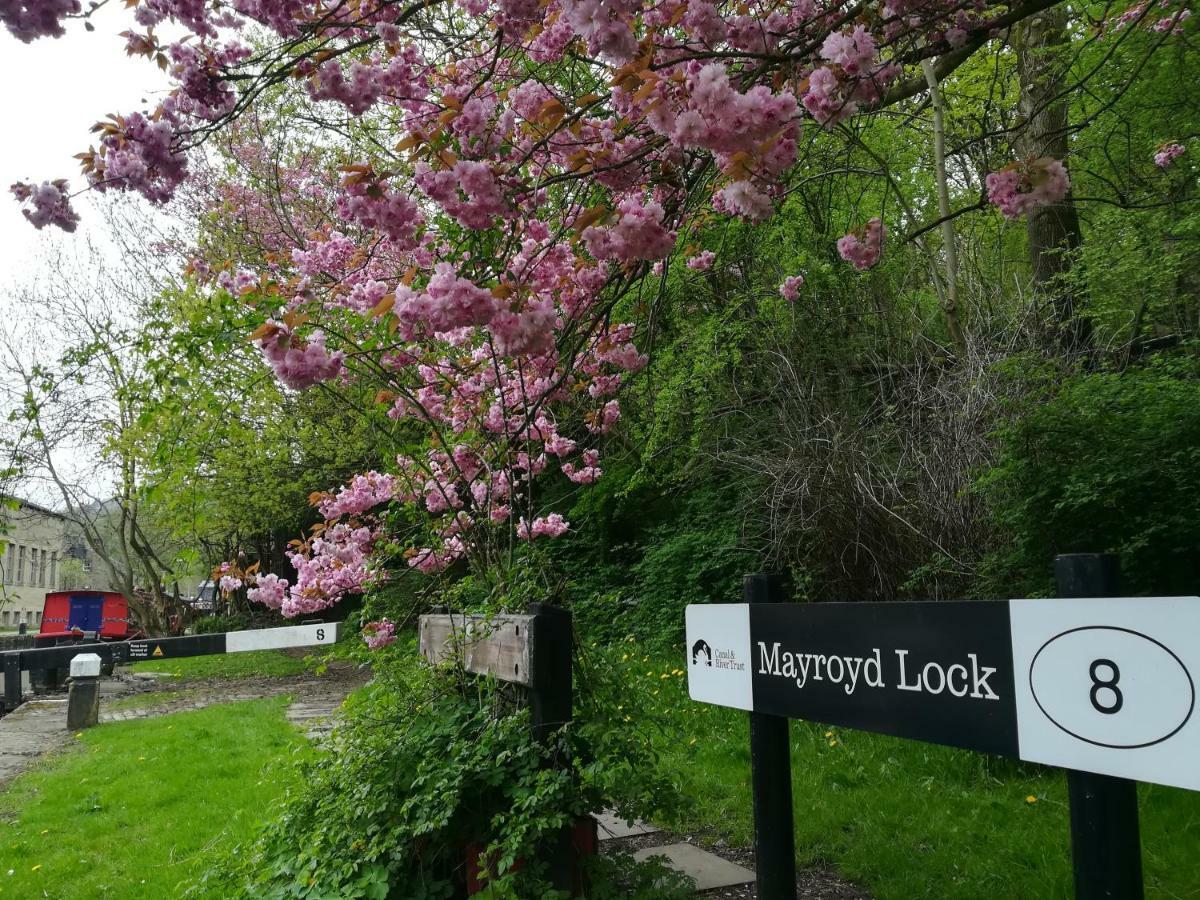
[218,574,243,593]
[1,0,79,42]
[1109,1,1191,35]
[338,170,424,250]
[686,251,716,271]
[986,158,1070,220]
[415,160,508,230]
[305,48,427,116]
[257,321,345,390]
[837,219,886,270]
[517,512,570,539]
[283,524,378,617]
[362,619,397,650]
[582,198,677,262]
[247,573,289,609]
[802,29,898,127]
[9,180,78,232]
[561,449,602,484]
[1154,143,1186,168]
[89,111,188,205]
[561,0,639,62]
[779,275,804,301]
[669,63,798,159]
[317,471,397,519]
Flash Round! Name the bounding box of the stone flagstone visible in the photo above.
[633,842,756,892]
[0,699,71,786]
[595,809,660,839]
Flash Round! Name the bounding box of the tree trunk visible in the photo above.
[1015,7,1091,355]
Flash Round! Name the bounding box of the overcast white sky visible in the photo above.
[0,9,178,507]
[0,5,172,291]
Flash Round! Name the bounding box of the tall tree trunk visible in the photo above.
[1015,7,1091,355]
[922,60,966,353]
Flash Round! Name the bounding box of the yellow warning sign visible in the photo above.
[152,645,163,657]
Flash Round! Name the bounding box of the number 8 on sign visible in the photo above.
[1089,659,1123,715]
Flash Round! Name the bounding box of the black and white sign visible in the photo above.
[687,598,1199,791]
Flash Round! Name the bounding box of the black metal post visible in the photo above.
[1055,554,1144,900]
[3,652,21,713]
[745,573,797,900]
[528,603,575,893]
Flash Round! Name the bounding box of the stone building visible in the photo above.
[0,498,74,629]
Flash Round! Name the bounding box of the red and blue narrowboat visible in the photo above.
[37,590,140,643]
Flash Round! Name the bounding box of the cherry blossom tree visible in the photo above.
[4,0,1188,635]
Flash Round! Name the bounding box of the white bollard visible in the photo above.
[67,653,102,730]
[69,654,102,679]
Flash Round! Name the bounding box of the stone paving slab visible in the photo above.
[0,700,71,786]
[285,698,346,740]
[595,810,660,839]
[633,842,756,892]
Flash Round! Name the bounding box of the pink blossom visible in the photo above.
[686,251,716,271]
[362,619,397,650]
[257,321,345,390]
[88,110,188,205]
[582,198,677,262]
[247,573,289,610]
[1,0,79,41]
[717,181,773,221]
[779,275,804,301]
[516,513,571,539]
[821,26,878,76]
[337,171,424,249]
[283,523,379,616]
[986,158,1070,220]
[1154,142,1186,168]
[318,472,397,519]
[837,218,886,270]
[803,67,856,126]
[218,575,243,593]
[562,448,602,483]
[9,180,78,231]
[561,0,638,62]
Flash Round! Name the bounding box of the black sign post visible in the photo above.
[687,563,1200,898]
[745,574,797,900]
[529,603,575,893]
[1056,554,1144,900]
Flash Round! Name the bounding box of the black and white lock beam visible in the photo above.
[686,598,1200,791]
[3,623,340,712]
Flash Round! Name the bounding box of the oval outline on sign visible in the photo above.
[1029,625,1195,750]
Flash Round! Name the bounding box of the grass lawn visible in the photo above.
[626,649,1200,899]
[0,697,310,899]
[126,648,313,679]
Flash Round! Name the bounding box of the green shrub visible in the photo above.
[192,611,283,634]
[979,352,1200,596]
[197,642,689,899]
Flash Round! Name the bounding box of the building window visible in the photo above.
[38,549,46,588]
[50,552,57,590]
[17,546,25,585]
[35,611,41,624]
